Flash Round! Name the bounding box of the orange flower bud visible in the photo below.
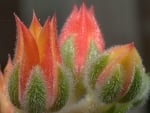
[8,14,69,113]
[94,43,149,104]
[59,3,105,73]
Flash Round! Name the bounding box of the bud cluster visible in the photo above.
[0,2,149,113]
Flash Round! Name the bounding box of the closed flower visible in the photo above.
[8,14,69,113]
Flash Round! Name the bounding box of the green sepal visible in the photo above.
[86,40,101,62]
[24,66,46,113]
[85,41,109,89]
[60,37,74,71]
[88,54,109,89]
[132,72,150,106]
[8,65,20,108]
[120,66,142,102]
[50,66,69,111]
[99,65,121,103]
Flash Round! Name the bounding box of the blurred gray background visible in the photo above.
[0,0,150,113]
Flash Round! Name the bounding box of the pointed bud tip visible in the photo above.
[14,14,26,32]
[32,10,36,17]
[32,12,37,21]
[45,16,51,24]
[128,42,135,49]
[4,54,13,79]
[89,5,94,14]
[14,13,22,24]
[51,15,56,24]
[79,1,87,13]
[41,17,51,31]
[31,11,40,24]
[7,54,12,63]
[72,4,78,11]
[5,54,13,69]
[6,54,12,66]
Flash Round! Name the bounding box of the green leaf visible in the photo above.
[50,66,69,111]
[132,72,150,106]
[86,41,109,89]
[24,66,46,113]
[86,40,101,62]
[8,65,20,108]
[100,66,121,103]
[88,54,109,89]
[60,37,74,70]
[120,66,142,102]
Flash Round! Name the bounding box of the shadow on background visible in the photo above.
[0,0,149,113]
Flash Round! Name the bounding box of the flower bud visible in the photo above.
[3,2,149,113]
[59,3,105,74]
[93,43,149,104]
[8,14,69,113]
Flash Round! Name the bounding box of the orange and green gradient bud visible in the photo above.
[8,14,69,113]
[59,3,105,74]
[90,43,150,104]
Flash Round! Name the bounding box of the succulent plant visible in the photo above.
[0,2,149,113]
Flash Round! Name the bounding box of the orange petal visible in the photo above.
[74,3,89,73]
[118,44,137,98]
[88,7,104,52]
[50,16,61,65]
[14,15,24,64]
[37,17,50,61]
[49,16,61,104]
[38,16,61,64]
[29,12,42,41]
[19,20,40,101]
[59,5,78,46]
[38,16,60,105]
[38,18,54,105]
